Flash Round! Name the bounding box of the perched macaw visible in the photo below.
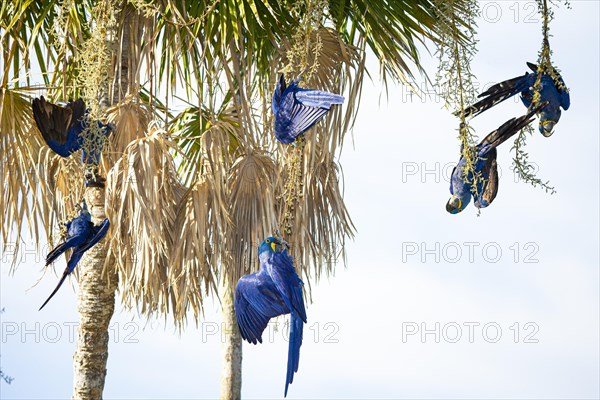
[272,74,345,144]
[461,62,570,137]
[447,102,547,214]
[40,202,110,310]
[31,96,113,186]
[234,236,307,397]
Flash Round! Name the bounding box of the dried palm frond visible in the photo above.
[300,156,355,280]
[1,87,87,269]
[36,147,85,236]
[103,95,151,166]
[227,150,278,283]
[105,124,183,317]
[1,88,46,267]
[276,149,355,281]
[272,28,363,269]
[170,177,227,324]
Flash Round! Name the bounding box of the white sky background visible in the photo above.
[1,1,599,399]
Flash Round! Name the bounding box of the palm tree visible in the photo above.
[1,0,476,398]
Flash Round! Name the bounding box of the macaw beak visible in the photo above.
[540,120,556,137]
[446,197,463,214]
[271,241,277,252]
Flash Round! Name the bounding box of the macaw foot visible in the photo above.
[84,172,106,188]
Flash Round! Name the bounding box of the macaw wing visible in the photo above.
[294,89,345,109]
[32,96,73,145]
[45,235,83,266]
[272,74,287,114]
[479,102,546,150]
[267,251,307,323]
[77,218,110,254]
[449,166,457,195]
[67,98,86,128]
[235,274,288,344]
[39,251,83,311]
[520,90,533,108]
[32,97,86,156]
[558,76,570,110]
[527,62,570,110]
[461,73,533,118]
[285,100,331,140]
[476,148,499,208]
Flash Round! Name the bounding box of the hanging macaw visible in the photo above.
[31,96,113,186]
[461,62,570,137]
[272,74,345,144]
[39,202,110,310]
[234,236,307,397]
[447,102,547,214]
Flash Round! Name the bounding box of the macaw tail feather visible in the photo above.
[39,269,69,310]
[460,74,530,118]
[45,241,71,266]
[284,312,304,397]
[481,101,549,149]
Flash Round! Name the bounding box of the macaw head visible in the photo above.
[78,201,92,220]
[538,108,560,137]
[259,236,286,254]
[446,194,470,214]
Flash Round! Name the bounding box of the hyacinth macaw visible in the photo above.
[234,236,307,397]
[272,74,345,144]
[40,202,110,310]
[462,62,570,137]
[447,102,547,214]
[31,96,113,186]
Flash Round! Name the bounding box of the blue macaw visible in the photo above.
[40,202,110,310]
[234,236,307,397]
[447,102,547,214]
[31,96,113,186]
[272,74,345,144]
[462,62,570,137]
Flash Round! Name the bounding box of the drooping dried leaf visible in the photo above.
[227,150,278,283]
[105,124,183,317]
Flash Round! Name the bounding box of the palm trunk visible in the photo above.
[72,187,117,399]
[71,4,134,398]
[220,283,242,400]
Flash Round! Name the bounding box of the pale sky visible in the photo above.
[1,1,599,399]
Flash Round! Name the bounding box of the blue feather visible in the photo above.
[461,62,570,136]
[272,75,345,144]
[39,204,110,310]
[234,236,307,397]
[447,104,546,214]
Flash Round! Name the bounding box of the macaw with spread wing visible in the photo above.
[235,236,307,397]
[461,62,570,137]
[32,96,113,186]
[272,74,345,144]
